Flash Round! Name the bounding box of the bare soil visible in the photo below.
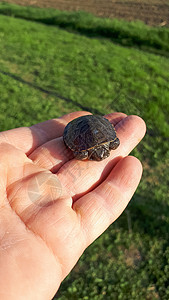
[4,0,169,26]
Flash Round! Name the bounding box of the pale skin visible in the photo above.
[0,111,146,299]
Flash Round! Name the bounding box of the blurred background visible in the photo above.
[0,0,169,299]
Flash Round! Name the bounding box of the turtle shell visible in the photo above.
[63,115,117,152]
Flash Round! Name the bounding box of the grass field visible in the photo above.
[0,3,169,299]
[3,0,169,26]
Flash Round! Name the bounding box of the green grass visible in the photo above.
[0,2,169,56]
[0,3,169,299]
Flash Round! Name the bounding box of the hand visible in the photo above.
[0,111,146,299]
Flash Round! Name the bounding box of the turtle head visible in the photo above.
[89,144,110,161]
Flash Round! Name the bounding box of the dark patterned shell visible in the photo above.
[63,115,117,151]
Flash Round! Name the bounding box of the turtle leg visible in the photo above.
[109,138,120,150]
[74,150,89,160]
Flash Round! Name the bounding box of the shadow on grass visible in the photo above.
[0,69,101,115]
[0,6,169,57]
[122,194,169,240]
[37,17,169,57]
[0,69,166,140]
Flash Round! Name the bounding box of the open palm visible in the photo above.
[0,111,146,299]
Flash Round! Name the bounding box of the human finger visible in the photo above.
[0,143,64,218]
[73,156,142,245]
[57,115,146,200]
[0,111,91,155]
[29,112,126,172]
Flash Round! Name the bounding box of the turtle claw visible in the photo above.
[74,150,88,160]
[109,138,120,150]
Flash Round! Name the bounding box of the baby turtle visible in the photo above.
[63,115,120,161]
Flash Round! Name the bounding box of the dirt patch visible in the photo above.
[4,0,169,26]
[124,245,142,267]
